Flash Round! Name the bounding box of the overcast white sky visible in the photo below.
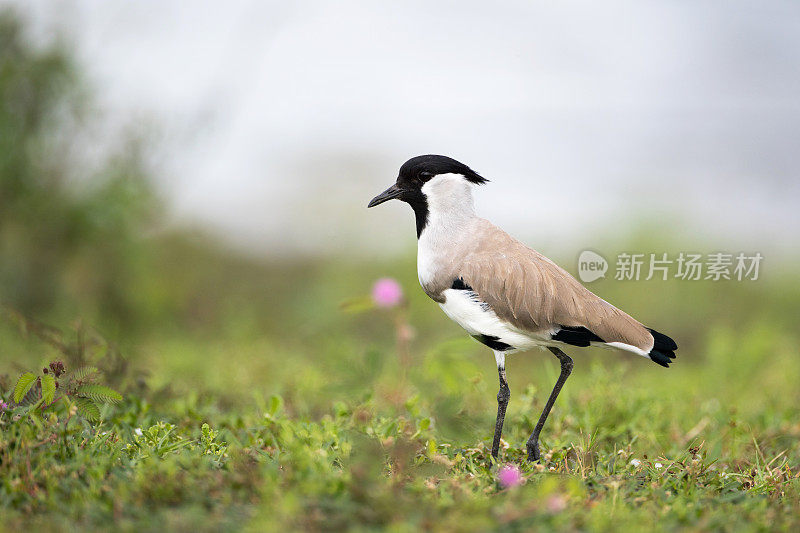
[13,0,800,257]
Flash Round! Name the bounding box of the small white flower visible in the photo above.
[655,462,663,469]
[630,459,641,467]
[134,428,143,436]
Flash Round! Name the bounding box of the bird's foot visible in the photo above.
[526,441,540,462]
[484,449,501,469]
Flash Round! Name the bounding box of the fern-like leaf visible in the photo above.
[13,372,37,404]
[71,366,98,382]
[41,374,56,404]
[75,397,100,421]
[28,406,44,429]
[76,384,122,404]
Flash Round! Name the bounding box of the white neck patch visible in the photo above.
[420,173,476,223]
[417,173,478,286]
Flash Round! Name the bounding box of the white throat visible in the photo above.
[417,173,478,286]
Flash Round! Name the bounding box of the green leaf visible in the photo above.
[76,384,122,404]
[28,408,43,429]
[75,397,100,421]
[71,366,98,382]
[339,296,375,314]
[41,374,56,404]
[427,438,437,457]
[268,394,283,415]
[13,372,37,403]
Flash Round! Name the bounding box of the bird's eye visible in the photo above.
[419,171,433,181]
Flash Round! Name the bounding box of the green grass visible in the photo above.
[1,255,799,531]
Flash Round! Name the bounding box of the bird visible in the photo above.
[367,154,677,462]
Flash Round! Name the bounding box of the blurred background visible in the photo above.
[3,4,800,528]
[7,1,800,256]
[1,1,799,409]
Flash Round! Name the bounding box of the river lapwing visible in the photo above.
[368,155,677,462]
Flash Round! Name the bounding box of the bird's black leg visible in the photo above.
[490,351,510,460]
[526,347,573,462]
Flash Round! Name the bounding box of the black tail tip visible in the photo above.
[649,349,675,368]
[647,328,677,368]
[648,328,677,351]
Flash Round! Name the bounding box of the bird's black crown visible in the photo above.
[397,155,488,188]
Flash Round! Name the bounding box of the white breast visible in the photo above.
[438,289,548,352]
[417,228,440,287]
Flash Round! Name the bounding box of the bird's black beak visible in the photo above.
[367,183,403,208]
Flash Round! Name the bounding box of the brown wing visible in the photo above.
[458,233,654,351]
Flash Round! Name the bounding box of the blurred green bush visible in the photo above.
[0,10,158,323]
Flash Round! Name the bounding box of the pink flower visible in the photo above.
[372,278,403,308]
[0,401,8,411]
[497,464,523,488]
